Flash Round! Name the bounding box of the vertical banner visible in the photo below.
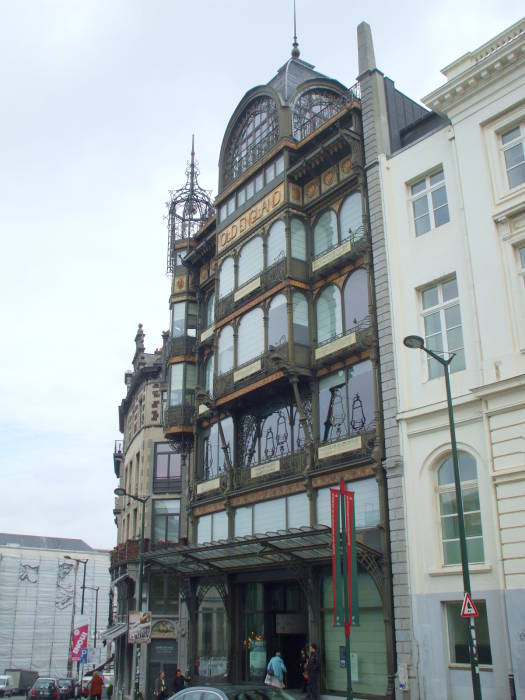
[72,615,89,662]
[331,489,344,626]
[351,503,359,626]
[343,490,354,628]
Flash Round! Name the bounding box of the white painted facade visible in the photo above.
[378,19,525,700]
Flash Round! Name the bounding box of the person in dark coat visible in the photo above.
[306,643,320,700]
[154,672,167,700]
[173,670,187,693]
[299,648,309,694]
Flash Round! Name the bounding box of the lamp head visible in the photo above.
[403,335,425,350]
[114,487,127,496]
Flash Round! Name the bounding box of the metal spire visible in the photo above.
[291,0,300,58]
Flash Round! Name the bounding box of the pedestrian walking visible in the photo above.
[264,651,287,689]
[306,643,320,700]
[299,648,309,694]
[173,670,188,694]
[89,673,103,700]
[154,672,167,700]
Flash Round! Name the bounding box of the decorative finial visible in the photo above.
[291,0,300,58]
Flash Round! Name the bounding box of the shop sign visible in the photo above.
[128,611,152,644]
[151,620,177,639]
[150,639,178,662]
[71,616,89,662]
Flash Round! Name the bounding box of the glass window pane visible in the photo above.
[502,126,520,144]
[197,514,212,544]
[451,348,466,372]
[422,286,439,309]
[429,169,444,186]
[353,477,380,528]
[267,220,286,266]
[255,172,264,192]
[443,540,461,565]
[212,511,228,541]
[411,178,426,195]
[291,217,307,260]
[508,162,525,188]
[467,537,485,563]
[155,454,169,478]
[219,257,234,298]
[415,214,431,236]
[441,514,459,540]
[246,180,254,199]
[254,498,286,533]
[287,492,310,528]
[434,204,450,227]
[205,354,214,394]
[238,236,263,287]
[166,514,179,542]
[504,143,524,169]
[464,511,482,537]
[275,155,284,174]
[348,360,375,434]
[237,188,246,206]
[438,457,454,485]
[227,196,235,215]
[314,209,337,256]
[171,302,186,337]
[235,506,252,537]
[424,311,442,336]
[169,364,184,405]
[265,163,275,183]
[431,185,448,209]
[442,277,459,301]
[268,294,288,347]
[413,196,429,218]
[339,192,362,240]
[218,325,234,374]
[519,246,525,269]
[187,302,198,336]
[439,491,457,515]
[292,291,309,345]
[238,307,264,365]
[444,304,461,328]
[447,325,464,352]
[206,292,215,328]
[343,268,369,331]
[316,487,330,526]
[316,285,342,343]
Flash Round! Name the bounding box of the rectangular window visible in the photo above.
[255,171,264,192]
[445,601,492,665]
[265,162,275,183]
[150,574,179,615]
[410,168,450,236]
[518,244,525,286]
[316,478,380,529]
[171,302,186,337]
[501,124,525,189]
[196,511,228,543]
[153,443,182,492]
[422,276,465,378]
[226,196,235,216]
[246,179,255,200]
[237,187,246,207]
[219,204,227,223]
[169,363,183,406]
[275,155,284,175]
[152,499,180,546]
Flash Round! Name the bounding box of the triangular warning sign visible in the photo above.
[461,592,479,618]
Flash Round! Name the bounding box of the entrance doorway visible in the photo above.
[277,633,306,689]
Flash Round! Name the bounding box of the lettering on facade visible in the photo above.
[315,331,356,360]
[318,436,362,460]
[251,459,280,479]
[197,478,221,494]
[312,239,352,273]
[217,183,285,254]
[234,359,262,383]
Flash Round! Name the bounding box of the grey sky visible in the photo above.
[0,1,522,550]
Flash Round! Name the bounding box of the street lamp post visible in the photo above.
[83,586,100,648]
[65,556,89,684]
[403,335,482,700]
[114,487,149,700]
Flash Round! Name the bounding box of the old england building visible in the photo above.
[110,16,525,700]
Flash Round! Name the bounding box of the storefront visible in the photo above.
[146,525,393,699]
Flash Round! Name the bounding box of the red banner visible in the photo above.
[344,489,354,629]
[330,488,339,624]
[71,622,89,662]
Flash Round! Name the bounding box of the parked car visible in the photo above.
[29,679,59,700]
[57,680,74,699]
[0,676,14,698]
[169,685,296,700]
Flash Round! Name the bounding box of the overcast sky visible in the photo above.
[0,1,522,551]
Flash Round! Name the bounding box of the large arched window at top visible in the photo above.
[238,236,263,287]
[267,220,286,267]
[292,89,347,141]
[340,191,363,240]
[438,452,484,565]
[268,294,288,348]
[316,285,342,344]
[344,269,369,331]
[219,257,234,299]
[217,325,234,375]
[224,96,279,184]
[314,210,338,256]
[238,307,264,366]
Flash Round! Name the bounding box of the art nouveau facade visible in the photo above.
[360,18,525,700]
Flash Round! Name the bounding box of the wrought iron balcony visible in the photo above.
[313,317,374,366]
[314,426,377,471]
[168,336,197,358]
[164,404,195,429]
[110,538,150,567]
[311,227,369,279]
[216,292,235,321]
[233,450,308,490]
[214,370,234,398]
[113,440,124,477]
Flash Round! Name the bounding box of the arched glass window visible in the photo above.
[238,307,264,366]
[292,292,309,345]
[169,363,196,407]
[225,96,279,184]
[314,210,338,256]
[203,417,233,480]
[219,257,234,299]
[205,292,215,328]
[316,285,342,344]
[438,452,484,565]
[339,191,363,241]
[291,218,307,261]
[292,89,347,141]
[267,220,286,267]
[238,236,263,287]
[343,269,369,331]
[217,325,234,375]
[205,354,214,395]
[268,294,288,348]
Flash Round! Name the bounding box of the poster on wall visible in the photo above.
[128,611,152,644]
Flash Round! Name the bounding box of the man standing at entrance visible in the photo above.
[306,644,320,700]
[155,672,167,700]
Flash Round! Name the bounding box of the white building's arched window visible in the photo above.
[205,292,215,328]
[438,452,484,565]
[316,285,342,343]
[217,325,234,375]
[291,217,307,261]
[339,191,363,241]
[219,257,234,299]
[238,236,263,287]
[313,210,338,256]
[343,269,369,331]
[205,354,214,395]
[292,291,309,345]
[268,294,288,347]
[267,220,286,267]
[238,307,264,366]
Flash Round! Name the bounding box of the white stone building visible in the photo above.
[0,534,111,678]
[360,17,525,700]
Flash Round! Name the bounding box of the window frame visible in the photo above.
[151,498,180,547]
[408,167,450,237]
[444,600,492,668]
[153,442,182,493]
[500,122,525,191]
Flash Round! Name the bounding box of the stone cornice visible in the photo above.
[422,19,525,115]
